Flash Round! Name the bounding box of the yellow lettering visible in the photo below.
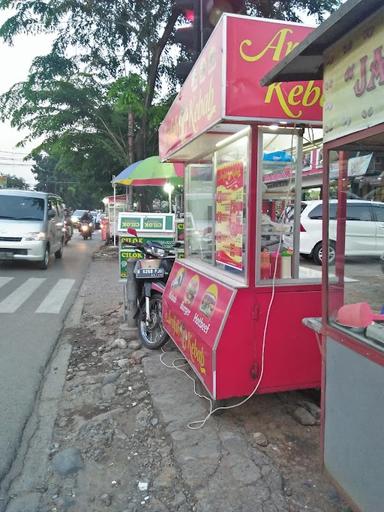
[264,83,303,118]
[240,29,294,63]
[286,41,300,55]
[288,84,304,106]
[302,80,321,107]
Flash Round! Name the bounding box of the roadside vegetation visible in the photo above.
[0,0,339,208]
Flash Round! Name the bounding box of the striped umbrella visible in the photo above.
[112,156,183,186]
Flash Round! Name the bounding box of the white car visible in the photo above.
[0,189,65,269]
[284,199,384,265]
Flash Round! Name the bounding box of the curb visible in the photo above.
[2,290,86,512]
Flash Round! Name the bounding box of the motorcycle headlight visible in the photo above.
[23,232,46,241]
[153,247,165,257]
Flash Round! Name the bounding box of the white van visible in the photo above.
[0,189,65,269]
[284,199,384,264]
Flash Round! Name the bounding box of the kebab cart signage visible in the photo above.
[159,18,225,160]
[162,262,236,394]
[215,160,244,270]
[323,7,384,142]
[226,16,323,122]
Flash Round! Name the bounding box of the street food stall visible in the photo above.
[102,194,128,242]
[261,0,384,510]
[159,14,324,401]
[117,212,176,279]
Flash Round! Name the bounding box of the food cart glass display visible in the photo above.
[159,13,324,400]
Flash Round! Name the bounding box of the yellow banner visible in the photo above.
[323,6,384,142]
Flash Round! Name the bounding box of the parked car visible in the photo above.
[0,189,65,269]
[71,209,87,228]
[283,199,384,265]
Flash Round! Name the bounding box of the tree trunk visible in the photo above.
[141,7,180,157]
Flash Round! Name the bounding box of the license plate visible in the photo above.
[0,252,13,259]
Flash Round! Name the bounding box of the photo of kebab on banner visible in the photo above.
[199,284,218,319]
[183,275,199,306]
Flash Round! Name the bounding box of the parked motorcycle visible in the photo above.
[133,239,177,349]
[80,221,93,240]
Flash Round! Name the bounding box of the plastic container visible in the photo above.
[270,251,282,279]
[260,249,271,280]
[280,250,292,279]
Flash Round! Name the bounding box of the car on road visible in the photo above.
[0,189,65,269]
[284,199,384,265]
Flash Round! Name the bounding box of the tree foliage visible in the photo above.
[0,173,29,190]
[0,0,340,206]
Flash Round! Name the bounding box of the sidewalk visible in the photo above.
[5,250,348,512]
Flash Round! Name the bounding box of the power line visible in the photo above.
[0,162,34,167]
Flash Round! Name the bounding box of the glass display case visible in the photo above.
[185,130,250,281]
[326,140,384,350]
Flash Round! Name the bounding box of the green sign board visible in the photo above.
[143,217,164,230]
[119,248,143,279]
[120,217,141,229]
[118,212,175,233]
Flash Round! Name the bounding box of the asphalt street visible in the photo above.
[0,231,99,486]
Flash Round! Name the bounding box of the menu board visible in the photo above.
[215,161,244,270]
[162,261,236,395]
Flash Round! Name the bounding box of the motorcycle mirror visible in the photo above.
[127,227,138,237]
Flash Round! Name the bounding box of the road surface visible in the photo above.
[0,232,100,486]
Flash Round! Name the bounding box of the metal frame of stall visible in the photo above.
[261,1,384,510]
[159,13,325,401]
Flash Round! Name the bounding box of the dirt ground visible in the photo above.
[37,251,351,512]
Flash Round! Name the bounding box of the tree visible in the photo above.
[0,173,29,190]
[0,0,340,155]
[0,0,340,207]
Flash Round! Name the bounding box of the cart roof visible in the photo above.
[159,14,322,162]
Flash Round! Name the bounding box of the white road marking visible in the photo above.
[0,277,13,289]
[0,278,46,313]
[36,278,75,314]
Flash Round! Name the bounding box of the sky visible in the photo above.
[0,10,54,185]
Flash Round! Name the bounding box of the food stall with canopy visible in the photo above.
[159,13,324,401]
[261,0,384,510]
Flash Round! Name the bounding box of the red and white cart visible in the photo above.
[159,14,324,401]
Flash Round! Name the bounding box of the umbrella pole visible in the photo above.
[113,182,117,246]
[128,185,133,211]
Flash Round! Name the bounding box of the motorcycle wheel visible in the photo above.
[138,293,169,350]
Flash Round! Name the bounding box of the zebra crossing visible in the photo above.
[0,276,75,314]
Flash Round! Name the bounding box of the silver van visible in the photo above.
[0,189,65,269]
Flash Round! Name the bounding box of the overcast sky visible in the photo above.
[0,10,54,185]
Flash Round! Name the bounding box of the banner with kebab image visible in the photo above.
[215,160,245,271]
